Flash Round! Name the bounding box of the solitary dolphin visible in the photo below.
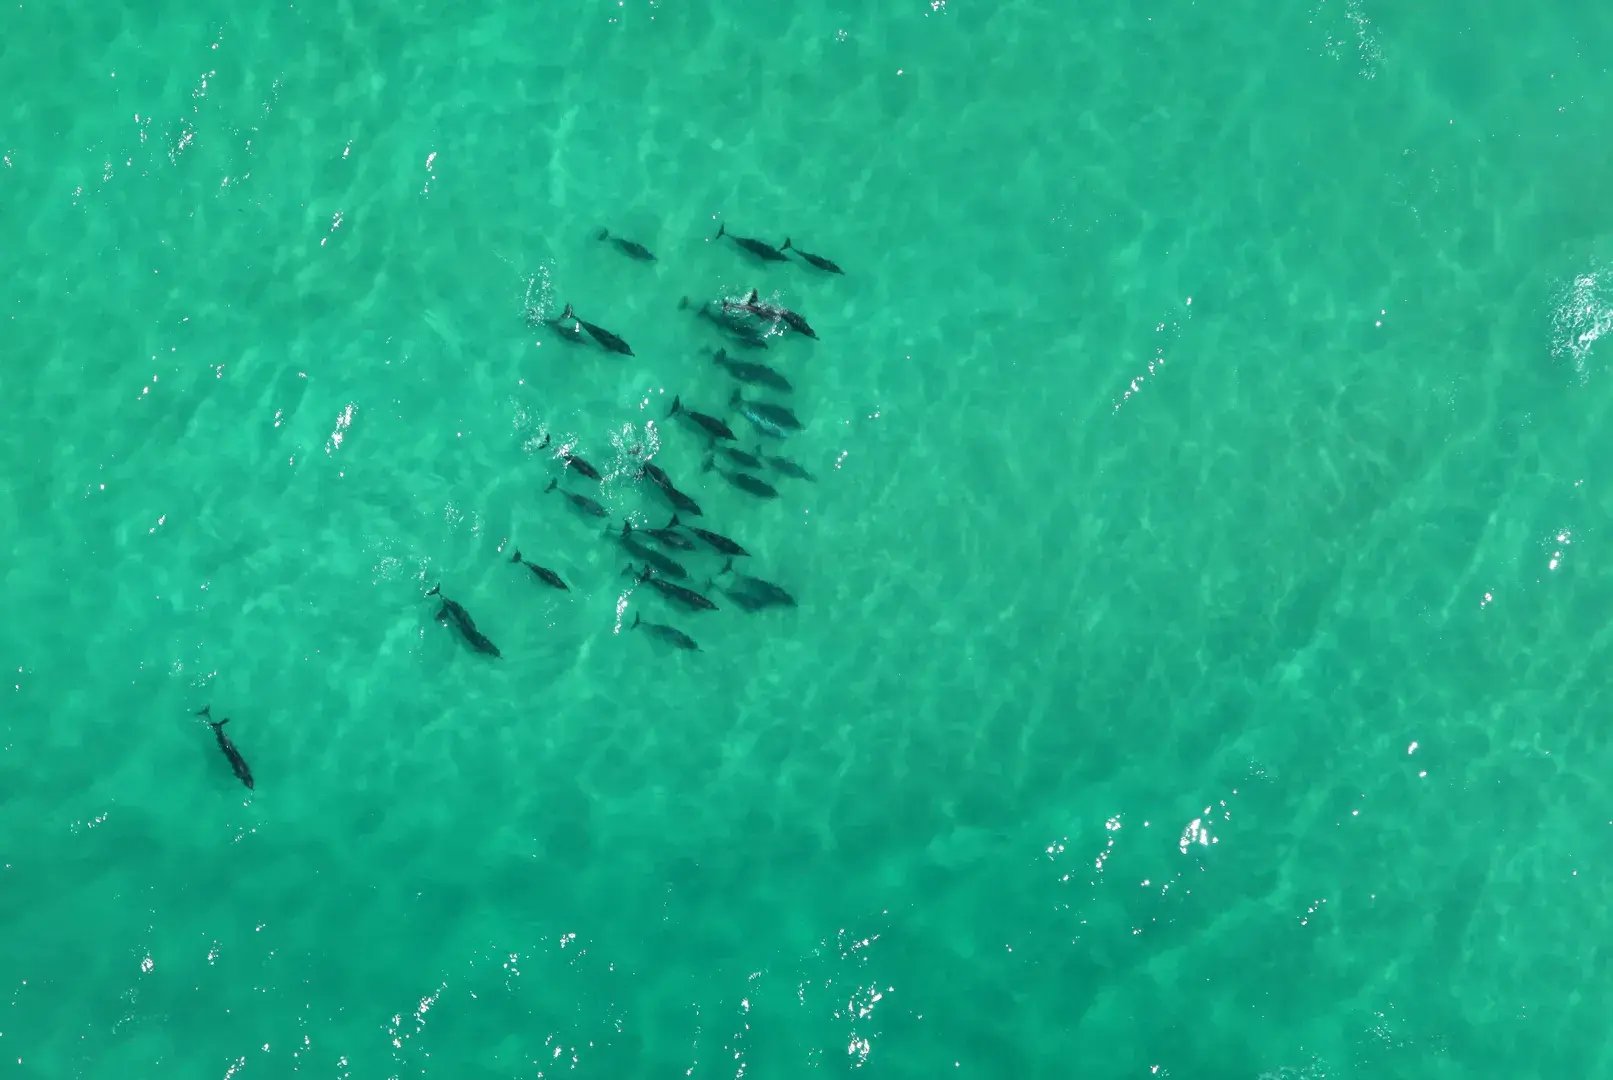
[704,453,779,499]
[427,584,503,657]
[597,227,656,262]
[560,303,634,356]
[730,389,803,438]
[667,513,749,557]
[712,348,792,393]
[545,477,609,517]
[195,705,254,790]
[667,396,737,441]
[631,612,699,651]
[511,549,569,591]
[713,222,788,262]
[780,238,844,275]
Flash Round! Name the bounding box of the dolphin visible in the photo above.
[682,296,772,349]
[615,521,689,580]
[560,303,634,356]
[704,453,779,499]
[780,238,844,275]
[627,563,719,611]
[638,519,696,551]
[529,306,586,345]
[735,289,817,339]
[715,560,797,608]
[561,451,601,481]
[426,584,503,657]
[713,222,788,262]
[761,448,816,481]
[597,227,656,261]
[511,549,569,591]
[667,395,737,441]
[631,611,698,651]
[730,389,803,438]
[640,460,704,517]
[720,446,766,470]
[195,705,254,790]
[666,513,749,557]
[712,348,792,393]
[545,477,609,517]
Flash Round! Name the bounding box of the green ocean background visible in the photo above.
[5,1,1613,1076]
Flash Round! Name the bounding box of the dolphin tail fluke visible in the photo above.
[667,396,682,418]
[426,583,441,597]
[544,479,558,494]
[596,227,609,241]
[195,705,211,718]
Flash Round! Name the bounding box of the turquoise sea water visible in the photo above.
[6,1,1613,1075]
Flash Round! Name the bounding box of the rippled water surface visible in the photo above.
[5,2,1613,1076]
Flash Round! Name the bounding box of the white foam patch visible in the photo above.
[1551,267,1613,384]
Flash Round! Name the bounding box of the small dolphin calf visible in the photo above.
[730,389,803,438]
[713,223,788,262]
[631,612,699,651]
[668,396,737,441]
[704,453,779,499]
[712,348,792,393]
[195,706,254,790]
[628,563,719,612]
[780,238,844,275]
[597,227,656,261]
[511,549,569,591]
[427,584,503,657]
[561,303,634,356]
[546,477,609,517]
[667,513,749,557]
